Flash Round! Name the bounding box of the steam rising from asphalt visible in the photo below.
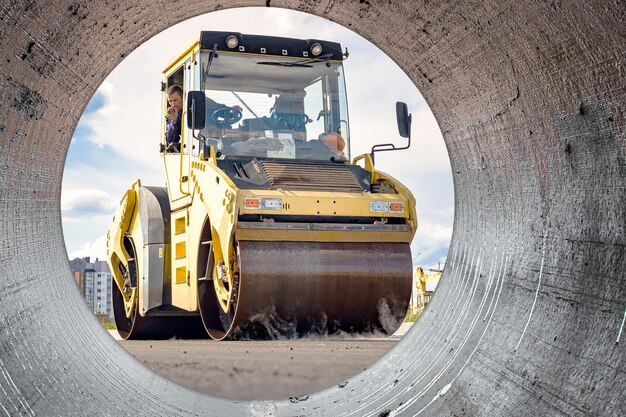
[377,298,403,334]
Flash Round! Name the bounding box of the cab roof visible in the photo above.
[163,31,344,75]
[200,31,344,60]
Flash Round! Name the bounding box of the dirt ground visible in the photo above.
[116,323,412,401]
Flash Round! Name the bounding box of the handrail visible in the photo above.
[131,178,142,190]
[179,111,190,197]
[352,153,375,184]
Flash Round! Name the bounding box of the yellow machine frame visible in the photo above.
[107,35,418,326]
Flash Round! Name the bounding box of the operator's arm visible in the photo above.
[165,113,181,144]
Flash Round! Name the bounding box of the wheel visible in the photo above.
[111,236,139,339]
[276,113,310,131]
[210,106,242,127]
[111,236,206,340]
[197,237,240,341]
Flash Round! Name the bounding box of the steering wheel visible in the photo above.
[210,106,243,128]
[276,113,310,131]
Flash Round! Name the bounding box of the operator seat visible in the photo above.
[270,90,308,137]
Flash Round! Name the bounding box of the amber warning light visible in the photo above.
[389,202,404,212]
[244,198,261,209]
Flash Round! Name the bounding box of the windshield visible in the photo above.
[197,51,350,162]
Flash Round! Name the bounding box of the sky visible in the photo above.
[61,7,454,277]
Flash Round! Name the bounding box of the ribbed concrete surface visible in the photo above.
[0,1,624,416]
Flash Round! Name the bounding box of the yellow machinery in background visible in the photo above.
[412,266,442,314]
[106,31,418,340]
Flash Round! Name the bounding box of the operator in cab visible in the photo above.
[165,84,242,152]
[165,85,183,152]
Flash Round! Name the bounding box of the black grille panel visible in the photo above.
[260,161,365,192]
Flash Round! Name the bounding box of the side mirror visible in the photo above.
[396,101,411,138]
[370,101,412,164]
[186,91,206,130]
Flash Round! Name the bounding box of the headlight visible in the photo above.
[310,43,323,56]
[262,198,282,210]
[226,35,239,49]
[370,201,389,213]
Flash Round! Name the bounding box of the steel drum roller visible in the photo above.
[200,241,413,339]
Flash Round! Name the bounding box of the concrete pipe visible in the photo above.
[0,0,623,415]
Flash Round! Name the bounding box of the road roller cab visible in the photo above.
[106,31,418,340]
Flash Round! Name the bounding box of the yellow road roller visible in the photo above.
[106,31,418,340]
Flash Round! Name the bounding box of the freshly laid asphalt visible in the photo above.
[113,322,413,400]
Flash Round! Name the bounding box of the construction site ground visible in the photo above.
[112,322,413,400]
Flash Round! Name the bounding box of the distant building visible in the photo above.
[85,261,95,312]
[93,260,113,319]
[70,257,113,320]
[69,257,89,297]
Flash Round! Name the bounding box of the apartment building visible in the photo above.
[69,256,113,320]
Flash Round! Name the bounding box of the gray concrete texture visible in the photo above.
[0,0,624,416]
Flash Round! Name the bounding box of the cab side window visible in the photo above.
[164,66,185,152]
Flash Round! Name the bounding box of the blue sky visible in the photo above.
[61,7,454,275]
[68,92,121,170]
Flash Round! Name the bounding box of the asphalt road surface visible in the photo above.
[115,323,412,400]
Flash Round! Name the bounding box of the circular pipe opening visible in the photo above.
[1,1,623,416]
[61,7,453,401]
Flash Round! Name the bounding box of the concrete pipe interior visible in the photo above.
[0,1,624,416]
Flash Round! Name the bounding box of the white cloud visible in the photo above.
[412,222,453,267]
[75,76,162,168]
[416,223,454,245]
[68,235,108,261]
[61,188,116,220]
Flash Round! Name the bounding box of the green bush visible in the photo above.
[101,321,117,330]
[404,310,421,322]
